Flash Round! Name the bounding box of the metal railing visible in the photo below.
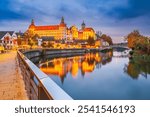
[17,51,73,100]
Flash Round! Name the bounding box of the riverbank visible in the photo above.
[0,51,28,100]
[22,47,112,59]
[130,50,150,61]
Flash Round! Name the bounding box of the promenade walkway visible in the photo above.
[0,51,28,100]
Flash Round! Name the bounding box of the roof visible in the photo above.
[0,31,14,39]
[78,29,83,33]
[8,31,14,36]
[59,23,66,27]
[34,25,59,31]
[83,28,94,32]
[74,39,88,43]
[41,36,55,41]
[78,27,94,32]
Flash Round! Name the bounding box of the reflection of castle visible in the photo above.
[40,52,113,83]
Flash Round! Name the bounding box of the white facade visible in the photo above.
[37,38,42,46]
[0,32,18,49]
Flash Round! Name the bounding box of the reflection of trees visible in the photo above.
[126,61,140,79]
[125,58,150,79]
[101,58,112,65]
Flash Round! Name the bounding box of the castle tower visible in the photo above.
[31,19,35,25]
[61,16,64,24]
[28,19,35,33]
[81,21,86,30]
[59,16,67,39]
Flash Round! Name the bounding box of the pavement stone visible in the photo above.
[0,51,28,100]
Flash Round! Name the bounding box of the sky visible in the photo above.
[0,0,150,43]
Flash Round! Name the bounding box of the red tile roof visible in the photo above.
[34,25,59,30]
[84,28,94,31]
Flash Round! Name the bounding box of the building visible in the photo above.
[0,31,18,49]
[67,21,95,40]
[28,17,96,42]
[40,36,55,47]
[28,17,67,40]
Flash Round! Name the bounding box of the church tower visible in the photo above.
[59,16,67,40]
[28,19,35,33]
[81,21,86,30]
[60,16,64,24]
[31,19,35,25]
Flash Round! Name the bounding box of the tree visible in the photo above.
[87,36,95,46]
[126,30,150,54]
[96,31,102,38]
[101,34,113,45]
[23,31,39,47]
[47,42,53,48]
[125,30,141,48]
[16,37,22,45]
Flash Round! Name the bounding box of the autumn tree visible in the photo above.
[126,30,150,54]
[87,36,95,46]
[16,36,22,45]
[96,31,102,38]
[100,34,113,45]
[23,31,39,47]
[125,30,141,48]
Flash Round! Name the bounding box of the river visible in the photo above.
[37,50,150,100]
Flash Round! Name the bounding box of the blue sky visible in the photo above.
[0,0,150,43]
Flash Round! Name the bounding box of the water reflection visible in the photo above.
[38,50,150,99]
[40,51,113,83]
[125,58,150,79]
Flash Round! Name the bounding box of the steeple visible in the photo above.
[29,19,35,29]
[61,16,65,24]
[31,19,35,25]
[81,20,86,30]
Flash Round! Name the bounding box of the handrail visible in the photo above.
[17,50,73,100]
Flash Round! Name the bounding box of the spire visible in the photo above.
[31,19,35,25]
[61,16,64,24]
[81,20,86,30]
[29,19,35,29]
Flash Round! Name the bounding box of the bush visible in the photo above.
[129,51,134,55]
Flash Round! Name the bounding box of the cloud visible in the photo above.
[0,0,149,43]
[0,0,27,20]
[107,0,150,19]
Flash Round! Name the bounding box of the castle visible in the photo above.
[28,17,96,41]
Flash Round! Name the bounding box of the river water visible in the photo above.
[39,50,150,100]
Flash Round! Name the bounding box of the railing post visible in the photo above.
[38,84,53,100]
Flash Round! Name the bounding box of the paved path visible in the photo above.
[0,51,28,100]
